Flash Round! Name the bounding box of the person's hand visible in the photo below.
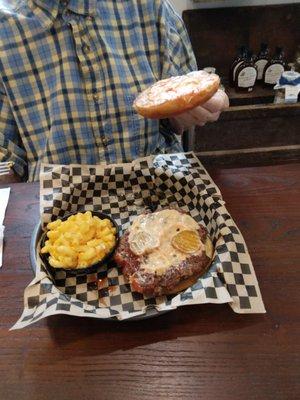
[169,89,229,135]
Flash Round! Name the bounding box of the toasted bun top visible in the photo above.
[133,70,220,119]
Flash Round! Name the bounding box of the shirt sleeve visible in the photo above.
[157,0,198,79]
[0,80,27,179]
[157,1,197,144]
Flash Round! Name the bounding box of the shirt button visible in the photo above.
[93,93,99,102]
[101,137,108,147]
[86,15,94,21]
[82,43,91,54]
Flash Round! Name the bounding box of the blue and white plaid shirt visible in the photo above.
[0,0,196,181]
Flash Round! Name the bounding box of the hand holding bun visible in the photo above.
[133,70,220,119]
[169,89,229,134]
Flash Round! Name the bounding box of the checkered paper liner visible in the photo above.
[12,152,265,329]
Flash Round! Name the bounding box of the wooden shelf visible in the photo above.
[182,4,300,166]
[223,80,276,106]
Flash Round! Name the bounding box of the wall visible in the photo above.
[169,0,300,15]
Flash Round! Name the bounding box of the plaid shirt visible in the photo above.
[0,0,196,181]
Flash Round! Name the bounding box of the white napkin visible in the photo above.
[0,187,10,268]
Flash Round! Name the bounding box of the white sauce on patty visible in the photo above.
[128,209,203,275]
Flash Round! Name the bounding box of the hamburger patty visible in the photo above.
[114,210,211,296]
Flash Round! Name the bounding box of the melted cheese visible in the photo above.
[128,209,204,275]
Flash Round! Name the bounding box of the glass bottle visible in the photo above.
[293,45,300,73]
[255,43,270,82]
[235,50,258,92]
[263,47,287,87]
[229,45,248,87]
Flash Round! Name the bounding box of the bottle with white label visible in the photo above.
[235,51,258,92]
[255,43,270,83]
[263,47,287,87]
[229,45,248,87]
[293,45,300,73]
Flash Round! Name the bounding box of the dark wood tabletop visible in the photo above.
[0,163,299,400]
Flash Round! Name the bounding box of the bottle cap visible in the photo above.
[261,43,268,50]
[239,45,247,55]
[246,50,254,60]
[280,71,300,85]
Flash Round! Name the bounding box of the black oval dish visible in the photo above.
[40,211,119,277]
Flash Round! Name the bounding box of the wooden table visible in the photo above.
[0,164,299,400]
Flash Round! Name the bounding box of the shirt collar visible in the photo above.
[30,0,60,28]
[67,0,97,16]
[31,0,97,28]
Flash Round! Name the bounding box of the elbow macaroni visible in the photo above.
[41,211,117,269]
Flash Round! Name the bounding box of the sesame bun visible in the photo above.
[133,70,220,119]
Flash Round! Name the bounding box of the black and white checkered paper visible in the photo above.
[12,152,265,329]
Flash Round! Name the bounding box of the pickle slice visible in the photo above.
[205,236,214,260]
[172,230,201,254]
